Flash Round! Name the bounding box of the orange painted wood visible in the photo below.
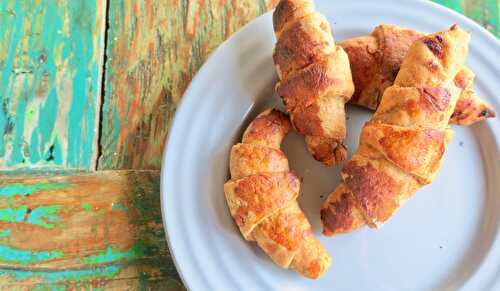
[0,171,183,290]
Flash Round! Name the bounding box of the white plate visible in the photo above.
[161,1,500,290]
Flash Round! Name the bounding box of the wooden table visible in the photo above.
[0,0,498,289]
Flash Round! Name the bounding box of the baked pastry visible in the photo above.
[340,24,495,125]
[321,25,470,235]
[224,109,331,278]
[273,0,354,165]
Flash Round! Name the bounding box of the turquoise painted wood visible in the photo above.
[0,0,106,171]
[0,171,184,290]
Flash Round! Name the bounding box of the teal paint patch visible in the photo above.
[0,182,72,197]
[0,244,63,264]
[0,229,12,238]
[66,0,100,169]
[0,206,25,222]
[8,87,28,166]
[32,286,66,291]
[433,0,464,13]
[52,136,63,165]
[29,129,41,164]
[0,1,22,158]
[111,202,128,211]
[0,265,120,282]
[81,202,92,211]
[28,205,62,228]
[81,243,146,265]
[0,205,62,228]
[0,0,103,170]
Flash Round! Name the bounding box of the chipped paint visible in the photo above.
[0,172,183,289]
[0,205,62,228]
[81,202,92,211]
[0,265,120,282]
[111,202,128,211]
[0,229,11,238]
[0,182,72,197]
[81,243,146,265]
[0,244,63,264]
[0,0,105,170]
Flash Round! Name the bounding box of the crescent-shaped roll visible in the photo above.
[339,24,495,125]
[273,0,354,166]
[321,25,469,235]
[224,109,331,278]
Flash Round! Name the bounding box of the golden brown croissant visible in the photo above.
[340,24,495,125]
[224,109,331,278]
[321,25,469,236]
[273,0,354,166]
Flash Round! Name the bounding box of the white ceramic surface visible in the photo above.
[161,1,500,290]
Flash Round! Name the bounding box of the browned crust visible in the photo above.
[273,0,313,35]
[273,0,353,166]
[226,107,332,278]
[339,36,381,108]
[257,204,312,252]
[230,143,289,180]
[321,184,365,236]
[372,25,423,81]
[422,34,447,60]
[289,102,324,136]
[451,92,496,125]
[290,236,331,279]
[342,25,495,125]
[360,122,448,182]
[373,86,449,128]
[277,59,337,113]
[322,26,470,233]
[224,172,300,237]
[305,135,346,166]
[341,159,404,224]
[273,14,331,78]
[451,69,496,125]
[242,109,291,149]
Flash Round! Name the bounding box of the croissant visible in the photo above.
[340,24,495,125]
[224,109,331,278]
[321,25,470,235]
[273,0,354,166]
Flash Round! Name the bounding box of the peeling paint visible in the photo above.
[0,229,12,238]
[0,244,63,264]
[0,182,72,197]
[0,205,62,228]
[0,265,120,282]
[81,243,146,265]
[0,0,105,170]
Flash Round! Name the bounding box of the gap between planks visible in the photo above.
[94,0,112,171]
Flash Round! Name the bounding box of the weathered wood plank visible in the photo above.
[98,0,279,170]
[0,171,183,290]
[0,0,106,171]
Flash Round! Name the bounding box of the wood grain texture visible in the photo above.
[98,0,279,170]
[0,171,184,290]
[0,0,106,171]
